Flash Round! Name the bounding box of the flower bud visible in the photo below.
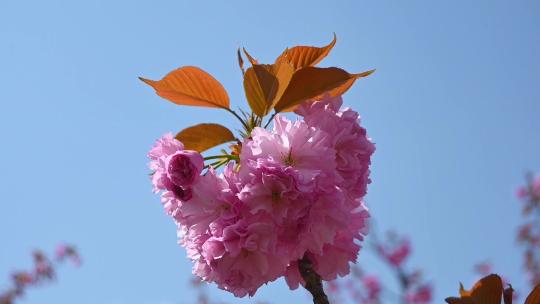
[167,151,204,187]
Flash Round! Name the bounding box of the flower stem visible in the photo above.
[263,113,277,129]
[223,107,250,130]
[204,154,239,162]
[204,155,230,161]
[298,255,329,304]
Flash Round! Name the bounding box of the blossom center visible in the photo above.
[271,190,281,203]
[282,149,295,166]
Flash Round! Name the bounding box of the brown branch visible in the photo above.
[298,255,329,304]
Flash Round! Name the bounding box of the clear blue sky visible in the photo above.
[1,1,539,303]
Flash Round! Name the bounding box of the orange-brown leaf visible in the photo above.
[140,66,229,109]
[275,33,337,70]
[175,123,235,152]
[446,275,503,304]
[273,67,373,112]
[242,48,258,65]
[270,59,294,108]
[469,274,503,304]
[525,282,540,304]
[319,69,375,100]
[243,60,294,116]
[460,282,472,297]
[243,65,277,116]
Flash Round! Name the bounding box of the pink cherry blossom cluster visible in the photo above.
[148,96,375,297]
[0,244,80,304]
[516,174,540,287]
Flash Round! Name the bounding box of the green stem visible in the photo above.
[204,155,230,161]
[204,159,228,170]
[204,154,239,161]
[212,159,229,170]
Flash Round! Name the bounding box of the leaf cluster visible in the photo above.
[140,34,374,166]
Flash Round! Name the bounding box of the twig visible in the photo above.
[298,255,329,304]
[223,107,249,130]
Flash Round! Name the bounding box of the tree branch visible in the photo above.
[298,255,329,304]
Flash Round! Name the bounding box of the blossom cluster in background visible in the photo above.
[149,96,375,297]
[326,230,432,304]
[0,244,80,304]
[516,174,540,287]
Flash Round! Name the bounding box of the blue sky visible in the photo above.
[1,0,539,303]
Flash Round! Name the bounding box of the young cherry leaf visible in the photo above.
[270,58,295,108]
[464,274,503,304]
[273,66,374,112]
[176,123,235,152]
[275,33,337,70]
[323,69,374,98]
[242,48,258,65]
[140,66,230,109]
[237,48,245,75]
[243,59,294,117]
[445,274,503,304]
[244,65,277,117]
[525,282,540,304]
